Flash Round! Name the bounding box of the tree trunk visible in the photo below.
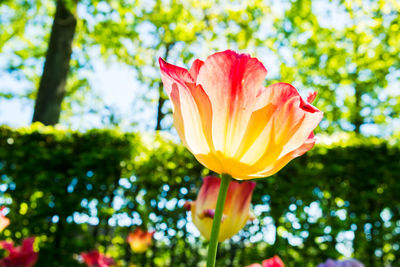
[155,86,166,131]
[354,84,362,134]
[32,0,77,125]
[352,34,363,134]
[155,43,174,131]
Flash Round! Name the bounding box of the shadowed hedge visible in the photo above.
[0,124,399,267]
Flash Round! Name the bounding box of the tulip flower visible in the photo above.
[80,250,115,267]
[0,207,10,233]
[127,228,154,253]
[247,255,284,267]
[0,237,38,267]
[318,259,364,267]
[185,176,255,242]
[159,50,323,180]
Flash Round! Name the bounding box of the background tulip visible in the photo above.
[186,176,255,242]
[127,228,154,253]
[81,250,115,267]
[246,255,284,267]
[0,207,10,233]
[0,237,38,267]
[159,50,323,180]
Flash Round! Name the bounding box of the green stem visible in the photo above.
[206,173,231,267]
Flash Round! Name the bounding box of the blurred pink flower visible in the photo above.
[81,250,115,267]
[0,237,38,267]
[247,255,284,267]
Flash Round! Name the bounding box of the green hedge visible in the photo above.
[0,124,399,267]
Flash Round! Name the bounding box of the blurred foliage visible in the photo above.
[0,124,399,266]
[1,0,399,132]
[274,0,400,134]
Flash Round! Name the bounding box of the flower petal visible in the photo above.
[159,58,223,173]
[256,134,316,178]
[189,59,204,81]
[0,241,15,253]
[219,180,256,241]
[169,84,209,154]
[236,83,322,178]
[262,255,285,267]
[190,176,255,241]
[159,57,194,95]
[195,176,221,212]
[196,50,268,162]
[21,237,36,253]
[307,91,317,103]
[268,83,322,157]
